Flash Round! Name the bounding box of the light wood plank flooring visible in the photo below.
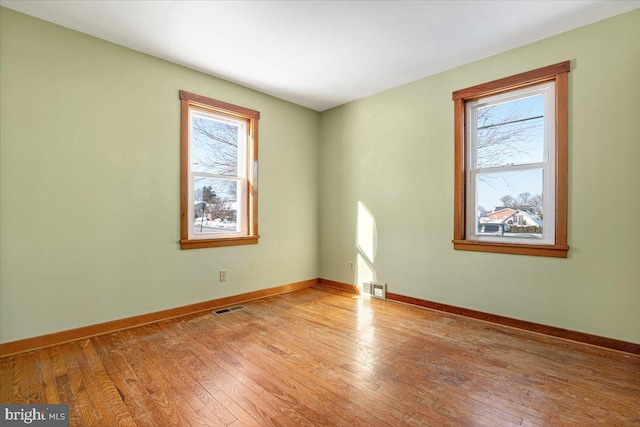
[1,285,639,426]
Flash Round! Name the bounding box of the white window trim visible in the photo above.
[465,82,556,245]
[187,108,248,240]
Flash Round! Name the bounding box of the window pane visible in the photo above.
[191,114,239,175]
[193,177,239,235]
[476,95,544,168]
[476,169,544,239]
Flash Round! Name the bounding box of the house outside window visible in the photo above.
[452,62,570,258]
[179,90,259,249]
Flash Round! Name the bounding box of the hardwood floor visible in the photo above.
[1,285,639,426]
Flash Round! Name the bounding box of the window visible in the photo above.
[452,62,569,257]
[179,90,259,249]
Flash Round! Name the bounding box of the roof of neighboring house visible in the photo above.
[504,210,543,226]
[490,206,539,215]
[489,208,516,215]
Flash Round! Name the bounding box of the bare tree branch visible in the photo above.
[192,117,238,175]
[476,105,543,169]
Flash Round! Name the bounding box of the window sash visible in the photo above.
[465,82,556,245]
[187,107,249,240]
[188,174,246,239]
[189,108,247,178]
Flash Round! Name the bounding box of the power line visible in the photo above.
[478,115,543,131]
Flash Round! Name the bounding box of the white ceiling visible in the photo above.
[2,1,639,111]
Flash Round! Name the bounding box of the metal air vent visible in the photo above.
[363,282,386,299]
[213,305,246,315]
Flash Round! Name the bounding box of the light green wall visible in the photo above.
[0,8,319,343]
[2,7,639,346]
[319,10,640,343]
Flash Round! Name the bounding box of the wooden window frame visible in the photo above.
[452,62,570,258]
[179,90,259,249]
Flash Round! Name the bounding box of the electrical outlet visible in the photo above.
[219,270,227,282]
[349,261,354,271]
